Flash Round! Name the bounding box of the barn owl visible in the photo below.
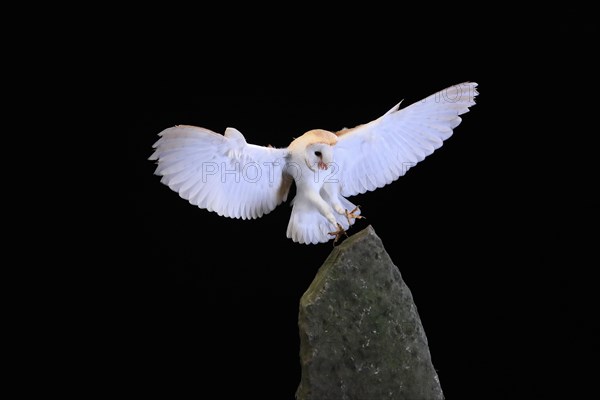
[150,82,478,244]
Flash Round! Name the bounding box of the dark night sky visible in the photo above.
[124,19,596,399]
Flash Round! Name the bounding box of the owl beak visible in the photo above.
[318,161,328,170]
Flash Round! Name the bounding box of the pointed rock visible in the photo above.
[297,226,443,400]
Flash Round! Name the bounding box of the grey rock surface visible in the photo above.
[297,225,444,400]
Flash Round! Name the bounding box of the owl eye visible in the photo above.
[315,151,322,157]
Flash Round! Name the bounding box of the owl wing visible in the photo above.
[334,82,478,197]
[150,125,292,219]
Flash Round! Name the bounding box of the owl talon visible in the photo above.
[345,206,365,224]
[328,223,347,245]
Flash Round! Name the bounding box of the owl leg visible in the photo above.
[333,204,346,215]
[306,190,339,224]
[324,184,364,225]
[306,190,346,242]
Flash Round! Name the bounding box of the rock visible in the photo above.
[297,226,444,400]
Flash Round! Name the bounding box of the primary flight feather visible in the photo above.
[150,82,478,244]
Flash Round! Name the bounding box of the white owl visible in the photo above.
[150,82,478,244]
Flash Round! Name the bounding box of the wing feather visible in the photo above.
[150,125,291,219]
[335,82,478,197]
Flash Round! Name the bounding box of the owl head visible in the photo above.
[289,129,338,172]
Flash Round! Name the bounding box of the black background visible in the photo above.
[124,17,596,399]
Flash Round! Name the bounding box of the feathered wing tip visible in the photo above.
[396,81,478,133]
[440,81,478,111]
[398,81,477,110]
[384,100,403,116]
[453,81,478,109]
[396,81,478,116]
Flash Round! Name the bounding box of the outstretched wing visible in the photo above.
[150,125,292,219]
[334,82,478,197]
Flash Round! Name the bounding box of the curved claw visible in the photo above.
[345,206,365,225]
[328,223,348,245]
